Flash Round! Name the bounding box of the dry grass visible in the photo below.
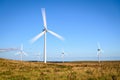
[0,58,120,80]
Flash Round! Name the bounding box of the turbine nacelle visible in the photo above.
[97,49,101,51]
[62,52,64,54]
[42,28,47,32]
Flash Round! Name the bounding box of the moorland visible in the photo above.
[0,58,120,80]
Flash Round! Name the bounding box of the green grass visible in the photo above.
[0,58,120,80]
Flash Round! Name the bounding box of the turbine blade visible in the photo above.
[48,30,64,40]
[62,48,64,53]
[97,42,101,49]
[23,51,28,56]
[97,51,99,55]
[41,8,47,29]
[101,49,104,53]
[21,44,23,51]
[30,31,45,43]
[15,52,20,55]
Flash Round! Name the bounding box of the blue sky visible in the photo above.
[0,0,120,61]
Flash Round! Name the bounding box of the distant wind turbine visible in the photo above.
[16,44,27,61]
[57,48,66,63]
[97,42,103,63]
[35,52,41,62]
[30,8,64,63]
[61,49,65,63]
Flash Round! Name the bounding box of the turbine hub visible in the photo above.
[98,49,100,51]
[43,29,47,32]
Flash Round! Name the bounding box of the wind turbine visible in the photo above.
[97,42,103,63]
[35,52,41,62]
[57,49,65,63]
[16,44,27,61]
[31,8,64,63]
[61,49,65,63]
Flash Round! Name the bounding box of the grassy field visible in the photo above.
[0,58,120,80]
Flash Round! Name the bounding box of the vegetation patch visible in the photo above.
[0,58,120,80]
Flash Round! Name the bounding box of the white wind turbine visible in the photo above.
[35,52,41,62]
[31,8,64,63]
[56,48,66,63]
[16,44,27,61]
[61,49,65,63]
[97,42,103,63]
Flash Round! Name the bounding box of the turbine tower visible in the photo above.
[97,42,103,63]
[61,50,65,63]
[16,44,27,61]
[31,8,64,63]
